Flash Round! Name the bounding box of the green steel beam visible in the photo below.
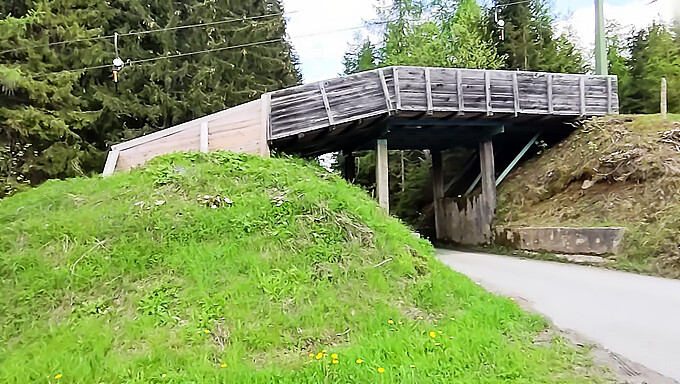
[495,133,540,187]
[464,173,482,197]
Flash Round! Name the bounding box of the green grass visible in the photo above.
[497,114,680,278]
[0,152,610,383]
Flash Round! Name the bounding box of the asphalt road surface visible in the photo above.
[438,249,680,382]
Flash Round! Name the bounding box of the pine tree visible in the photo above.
[0,0,300,197]
[440,0,504,69]
[624,23,680,114]
[342,38,379,75]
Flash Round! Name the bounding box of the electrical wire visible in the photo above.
[493,0,532,8]
[0,11,296,55]
[30,21,393,79]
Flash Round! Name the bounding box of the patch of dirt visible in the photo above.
[497,115,680,278]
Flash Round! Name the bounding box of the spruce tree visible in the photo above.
[0,0,300,197]
[624,23,680,114]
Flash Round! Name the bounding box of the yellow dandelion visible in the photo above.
[417,316,423,320]
[429,331,436,338]
[398,321,403,325]
[161,373,167,378]
[410,364,415,368]
[220,363,227,368]
[309,353,314,357]
[331,353,338,359]
[204,329,211,334]
[315,352,323,360]
[388,319,394,325]
[435,342,441,346]
[55,374,63,380]
[322,349,327,354]
[332,359,339,365]
[510,297,515,301]
[437,330,443,334]
[377,367,385,374]
[355,358,363,364]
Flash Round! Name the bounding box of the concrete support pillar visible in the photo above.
[479,139,497,215]
[375,139,389,211]
[341,151,356,182]
[432,150,447,240]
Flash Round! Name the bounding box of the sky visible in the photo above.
[282,0,677,83]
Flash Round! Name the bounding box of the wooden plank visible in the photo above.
[485,71,492,116]
[378,69,394,114]
[425,68,434,115]
[318,81,335,125]
[606,76,613,115]
[200,122,209,153]
[102,149,120,176]
[512,72,520,117]
[579,76,586,115]
[260,92,271,157]
[376,139,389,210]
[456,69,464,115]
[393,67,402,110]
[547,73,554,114]
[112,100,260,152]
[479,139,497,214]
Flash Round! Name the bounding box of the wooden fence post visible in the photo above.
[661,77,668,120]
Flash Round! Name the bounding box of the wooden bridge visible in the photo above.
[103,66,618,243]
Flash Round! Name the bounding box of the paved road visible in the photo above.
[438,250,680,382]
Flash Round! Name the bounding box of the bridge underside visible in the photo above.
[274,110,574,157]
[103,66,619,244]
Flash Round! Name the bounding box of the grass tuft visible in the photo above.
[0,151,609,383]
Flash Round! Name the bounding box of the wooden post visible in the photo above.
[102,149,120,177]
[432,150,447,240]
[479,139,497,215]
[200,122,209,153]
[661,77,668,120]
[342,151,356,183]
[260,93,272,157]
[376,139,389,211]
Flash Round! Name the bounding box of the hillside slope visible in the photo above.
[498,115,680,278]
[0,152,609,383]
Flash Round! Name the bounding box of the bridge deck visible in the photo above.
[270,66,618,141]
[103,66,618,175]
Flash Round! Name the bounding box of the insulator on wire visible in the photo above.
[112,33,125,91]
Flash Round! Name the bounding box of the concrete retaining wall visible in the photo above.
[496,226,626,255]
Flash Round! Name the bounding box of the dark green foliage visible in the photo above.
[0,0,300,197]
[613,23,680,114]
[341,39,379,75]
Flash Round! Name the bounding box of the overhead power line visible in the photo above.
[31,21,393,79]
[0,11,296,55]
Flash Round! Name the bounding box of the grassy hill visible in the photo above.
[0,152,609,383]
[498,114,680,278]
